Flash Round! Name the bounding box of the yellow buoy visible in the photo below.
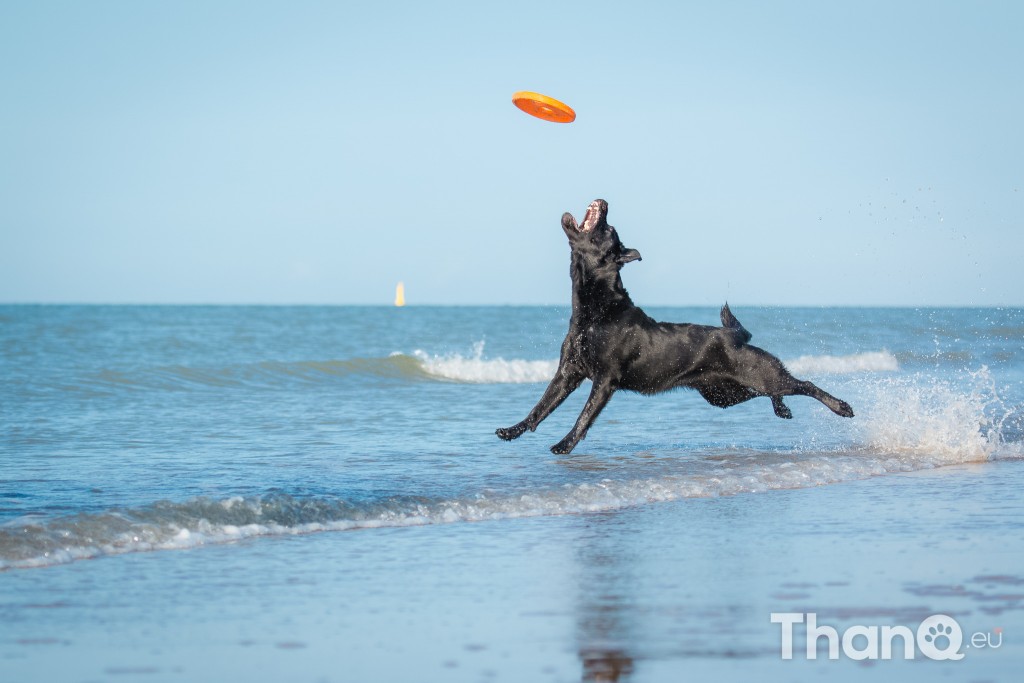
[394,281,405,307]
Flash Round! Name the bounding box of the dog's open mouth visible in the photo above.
[580,199,608,233]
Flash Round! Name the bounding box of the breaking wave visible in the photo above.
[785,350,899,375]
[412,341,556,384]
[417,345,900,385]
[61,345,901,395]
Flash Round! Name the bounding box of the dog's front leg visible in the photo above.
[550,378,615,455]
[496,365,585,442]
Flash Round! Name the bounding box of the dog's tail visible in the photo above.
[721,303,752,343]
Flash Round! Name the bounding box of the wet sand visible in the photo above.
[2,459,1022,682]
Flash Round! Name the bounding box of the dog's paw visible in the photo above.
[550,439,576,455]
[496,423,527,441]
[835,401,855,418]
[771,397,793,419]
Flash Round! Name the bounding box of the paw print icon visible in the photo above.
[917,615,965,660]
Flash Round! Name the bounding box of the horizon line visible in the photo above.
[1,301,1021,310]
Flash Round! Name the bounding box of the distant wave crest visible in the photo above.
[68,345,898,395]
[785,350,899,375]
[411,341,557,384]
[414,344,900,385]
[75,344,553,394]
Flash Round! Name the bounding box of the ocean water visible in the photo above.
[2,305,1021,571]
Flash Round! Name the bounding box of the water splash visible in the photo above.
[850,366,1017,465]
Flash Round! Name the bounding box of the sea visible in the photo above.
[1,304,1023,682]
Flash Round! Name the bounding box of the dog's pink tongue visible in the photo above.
[581,199,607,232]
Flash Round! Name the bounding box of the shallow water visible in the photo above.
[2,305,1022,570]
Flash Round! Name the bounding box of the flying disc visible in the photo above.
[512,91,576,123]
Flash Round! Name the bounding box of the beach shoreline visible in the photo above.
[2,458,1021,682]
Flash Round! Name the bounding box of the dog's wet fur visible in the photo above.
[496,199,854,455]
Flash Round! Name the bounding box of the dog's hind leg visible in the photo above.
[771,396,793,419]
[550,378,615,455]
[731,346,854,419]
[784,379,854,418]
[496,366,585,441]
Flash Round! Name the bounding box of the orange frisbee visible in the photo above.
[512,91,576,123]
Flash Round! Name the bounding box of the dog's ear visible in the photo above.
[561,212,580,240]
[616,247,642,265]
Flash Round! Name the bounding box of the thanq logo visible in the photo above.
[771,613,1003,661]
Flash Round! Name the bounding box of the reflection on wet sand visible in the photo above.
[580,647,635,682]
[574,514,637,681]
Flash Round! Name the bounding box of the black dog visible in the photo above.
[496,199,854,455]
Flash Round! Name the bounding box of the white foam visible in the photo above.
[413,341,557,384]
[850,366,1011,465]
[0,441,992,572]
[411,344,899,385]
[4,447,1016,573]
[784,350,899,375]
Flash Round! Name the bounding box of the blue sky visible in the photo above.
[1,1,1021,305]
